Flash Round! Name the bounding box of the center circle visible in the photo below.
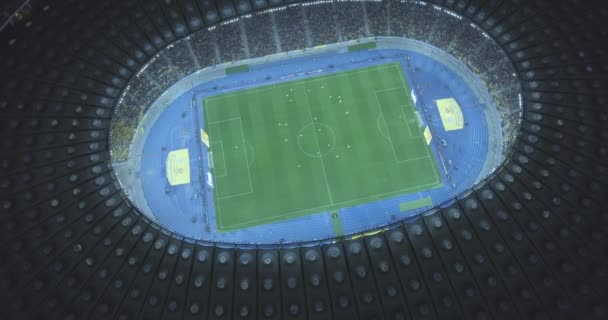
[297,122,336,158]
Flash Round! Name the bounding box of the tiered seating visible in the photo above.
[0,0,606,319]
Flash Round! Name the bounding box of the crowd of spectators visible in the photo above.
[215,22,247,62]
[110,74,157,162]
[305,5,339,46]
[243,13,275,58]
[365,2,388,37]
[386,2,521,158]
[189,30,221,66]
[275,7,308,52]
[335,3,367,41]
[111,0,522,163]
[164,42,197,79]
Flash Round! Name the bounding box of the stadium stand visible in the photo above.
[0,0,607,319]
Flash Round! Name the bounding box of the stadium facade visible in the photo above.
[1,0,607,319]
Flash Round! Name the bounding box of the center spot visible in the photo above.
[297,122,336,158]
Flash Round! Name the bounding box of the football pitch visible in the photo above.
[203,62,443,231]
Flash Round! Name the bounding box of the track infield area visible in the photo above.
[203,62,443,231]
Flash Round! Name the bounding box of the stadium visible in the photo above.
[109,5,519,243]
[1,0,607,319]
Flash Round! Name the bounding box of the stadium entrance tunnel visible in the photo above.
[109,2,521,244]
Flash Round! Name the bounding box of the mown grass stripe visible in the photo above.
[330,210,344,236]
[347,41,377,51]
[225,64,249,75]
[399,197,433,212]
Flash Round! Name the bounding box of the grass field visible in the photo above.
[203,62,443,231]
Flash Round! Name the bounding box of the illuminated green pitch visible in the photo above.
[203,62,442,231]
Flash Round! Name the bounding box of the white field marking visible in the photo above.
[212,118,254,200]
[399,107,414,137]
[204,63,400,104]
[202,99,227,221]
[297,122,336,158]
[394,64,440,183]
[374,86,410,95]
[220,91,443,228]
[239,118,253,193]
[217,190,255,200]
[377,110,399,162]
[212,62,441,228]
[208,117,242,125]
[377,113,390,140]
[210,141,228,178]
[245,140,255,168]
[239,117,254,194]
[219,179,442,229]
[398,155,432,163]
[374,87,417,138]
[374,89,430,164]
[374,91,409,163]
[303,83,334,205]
[415,112,423,127]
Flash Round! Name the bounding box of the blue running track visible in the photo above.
[139,46,498,244]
